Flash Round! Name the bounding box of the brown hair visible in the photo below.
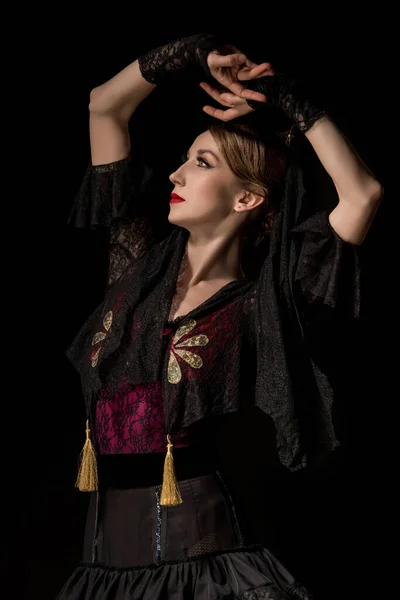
[208,119,288,246]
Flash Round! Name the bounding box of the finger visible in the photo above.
[244,59,272,70]
[199,81,225,98]
[244,58,258,68]
[208,52,247,68]
[238,63,274,80]
[250,63,275,78]
[254,68,275,79]
[240,61,273,71]
[240,88,268,102]
[219,92,248,106]
[201,82,248,108]
[199,82,236,107]
[203,104,237,121]
[202,104,254,122]
[220,80,267,103]
[199,81,215,94]
[253,63,275,77]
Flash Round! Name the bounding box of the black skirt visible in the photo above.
[56,452,312,599]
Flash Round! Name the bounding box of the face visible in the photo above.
[168,130,243,233]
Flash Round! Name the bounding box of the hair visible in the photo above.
[207,117,288,247]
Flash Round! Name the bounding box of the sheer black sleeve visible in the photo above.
[250,199,362,470]
[68,154,173,288]
[290,209,361,321]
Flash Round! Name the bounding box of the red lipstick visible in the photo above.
[170,193,185,204]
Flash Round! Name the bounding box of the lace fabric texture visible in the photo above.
[108,216,155,287]
[95,380,190,454]
[137,33,219,85]
[69,153,173,288]
[67,152,361,471]
[246,73,326,133]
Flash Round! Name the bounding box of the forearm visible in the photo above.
[88,32,218,122]
[247,73,380,203]
[245,70,383,244]
[89,60,156,121]
[305,116,383,245]
[87,34,217,166]
[305,116,383,205]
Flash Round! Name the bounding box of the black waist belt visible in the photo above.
[97,446,218,489]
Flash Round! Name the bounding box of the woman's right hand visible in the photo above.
[206,50,274,103]
[200,50,274,121]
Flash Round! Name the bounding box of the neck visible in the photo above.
[185,229,245,286]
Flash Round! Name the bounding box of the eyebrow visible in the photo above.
[187,148,221,163]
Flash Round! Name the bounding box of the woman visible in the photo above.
[57,33,382,599]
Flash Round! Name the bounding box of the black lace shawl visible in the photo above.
[66,149,361,471]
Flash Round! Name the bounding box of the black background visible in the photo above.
[6,10,387,600]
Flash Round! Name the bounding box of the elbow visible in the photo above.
[364,172,384,204]
[355,182,384,244]
[89,86,121,116]
[330,181,383,246]
[89,86,106,114]
[352,179,384,212]
[88,87,133,122]
[360,180,384,227]
[369,180,384,205]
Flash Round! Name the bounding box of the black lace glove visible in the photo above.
[245,72,326,133]
[138,33,221,85]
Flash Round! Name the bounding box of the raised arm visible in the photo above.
[244,71,383,245]
[304,116,382,245]
[72,34,227,288]
[88,60,155,166]
[73,61,157,289]
[88,33,221,164]
[197,56,384,323]
[199,63,383,245]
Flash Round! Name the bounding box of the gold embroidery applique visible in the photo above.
[91,310,113,367]
[103,311,113,331]
[92,332,106,345]
[167,319,209,384]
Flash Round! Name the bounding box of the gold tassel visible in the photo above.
[160,434,183,506]
[75,420,98,492]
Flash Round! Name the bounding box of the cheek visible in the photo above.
[199,180,234,211]
[196,192,232,219]
[213,186,235,214]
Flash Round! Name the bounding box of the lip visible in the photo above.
[170,192,185,204]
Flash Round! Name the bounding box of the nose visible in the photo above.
[169,163,185,187]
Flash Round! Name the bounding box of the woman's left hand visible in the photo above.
[199,82,257,121]
[200,52,274,121]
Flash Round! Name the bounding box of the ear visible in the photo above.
[234,191,265,214]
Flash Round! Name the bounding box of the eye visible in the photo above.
[196,156,210,168]
[180,153,211,168]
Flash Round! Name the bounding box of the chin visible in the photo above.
[168,207,187,227]
[167,213,180,226]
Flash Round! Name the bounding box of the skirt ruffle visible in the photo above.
[56,544,312,599]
